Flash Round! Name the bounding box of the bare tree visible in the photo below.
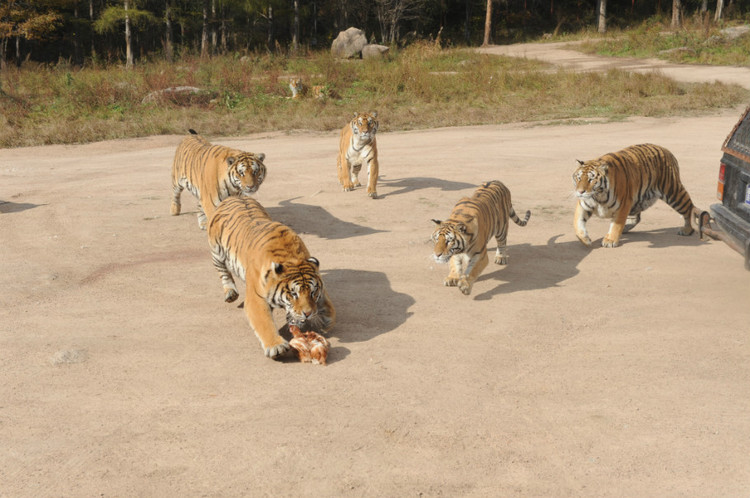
[714,0,724,20]
[597,0,607,33]
[201,0,209,57]
[375,0,425,45]
[671,0,681,28]
[482,0,492,46]
[292,0,299,52]
[165,0,173,61]
[125,0,133,67]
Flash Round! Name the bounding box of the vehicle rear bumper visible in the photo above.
[700,204,750,270]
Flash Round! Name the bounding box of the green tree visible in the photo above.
[93,0,158,67]
[0,0,62,68]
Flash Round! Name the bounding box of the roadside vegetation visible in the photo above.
[579,16,750,66]
[1,33,749,148]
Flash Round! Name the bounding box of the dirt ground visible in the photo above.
[2,54,750,496]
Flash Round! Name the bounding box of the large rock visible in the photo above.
[331,27,368,59]
[362,44,390,60]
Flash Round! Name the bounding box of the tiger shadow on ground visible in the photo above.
[0,200,45,214]
[266,197,386,240]
[375,176,476,199]
[472,234,589,301]
[616,227,709,249]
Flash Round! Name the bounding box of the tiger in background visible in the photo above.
[170,129,267,230]
[208,196,336,360]
[572,143,698,248]
[431,180,530,296]
[337,112,380,198]
[288,77,333,100]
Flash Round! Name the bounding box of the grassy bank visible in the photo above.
[1,40,748,148]
[579,18,750,66]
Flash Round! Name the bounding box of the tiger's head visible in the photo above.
[430,220,467,263]
[350,112,378,142]
[572,159,609,202]
[228,152,266,195]
[264,257,324,327]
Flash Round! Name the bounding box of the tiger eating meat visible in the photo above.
[208,196,336,360]
[337,112,380,198]
[431,180,530,296]
[572,143,699,248]
[170,129,267,230]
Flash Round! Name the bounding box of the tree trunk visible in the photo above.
[266,4,273,51]
[482,0,492,46]
[671,0,681,28]
[89,0,95,58]
[201,0,209,58]
[125,0,133,68]
[714,0,724,20]
[211,0,217,53]
[597,0,607,33]
[15,36,20,68]
[165,0,173,61]
[292,0,300,52]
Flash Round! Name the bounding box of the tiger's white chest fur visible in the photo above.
[346,138,374,166]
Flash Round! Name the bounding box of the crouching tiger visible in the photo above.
[171,129,267,230]
[431,180,530,296]
[573,143,698,248]
[208,196,336,359]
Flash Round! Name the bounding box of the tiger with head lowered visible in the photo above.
[170,129,267,230]
[208,196,336,360]
[337,112,379,198]
[431,180,530,296]
[573,143,697,248]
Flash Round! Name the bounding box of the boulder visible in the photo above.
[331,27,368,59]
[362,44,390,60]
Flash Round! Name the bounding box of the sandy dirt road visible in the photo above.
[1,56,750,496]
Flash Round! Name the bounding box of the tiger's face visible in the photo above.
[572,160,609,201]
[266,258,324,327]
[431,220,467,263]
[350,112,378,142]
[228,152,266,195]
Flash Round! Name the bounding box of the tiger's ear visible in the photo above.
[576,159,584,165]
[371,111,378,119]
[226,156,236,167]
[599,162,610,173]
[272,262,284,274]
[307,257,320,267]
[256,153,265,162]
[431,219,442,226]
[456,223,468,233]
[352,112,359,119]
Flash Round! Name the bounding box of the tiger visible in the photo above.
[170,129,267,230]
[208,196,336,360]
[337,112,380,198]
[289,77,332,100]
[572,143,697,248]
[431,180,530,296]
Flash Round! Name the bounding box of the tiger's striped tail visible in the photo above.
[510,207,531,227]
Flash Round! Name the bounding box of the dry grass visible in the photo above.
[1,41,748,148]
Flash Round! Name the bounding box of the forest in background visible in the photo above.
[1,0,749,68]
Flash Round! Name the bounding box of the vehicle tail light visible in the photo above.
[717,162,726,201]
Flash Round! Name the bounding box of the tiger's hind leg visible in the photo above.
[210,245,239,303]
[623,213,641,234]
[661,183,696,236]
[170,182,183,216]
[494,226,510,265]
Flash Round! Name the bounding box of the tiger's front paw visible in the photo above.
[342,184,354,192]
[368,190,378,199]
[677,226,695,236]
[265,341,292,360]
[458,277,472,295]
[602,236,620,248]
[444,276,459,287]
[170,202,181,216]
[494,255,508,265]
